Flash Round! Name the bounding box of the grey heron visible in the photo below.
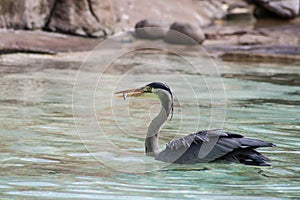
[115,81,275,166]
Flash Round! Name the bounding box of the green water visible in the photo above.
[0,50,299,199]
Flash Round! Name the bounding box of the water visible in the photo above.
[0,48,299,199]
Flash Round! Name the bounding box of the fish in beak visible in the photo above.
[114,88,144,100]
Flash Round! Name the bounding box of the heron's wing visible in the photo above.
[165,129,232,150]
[156,129,273,164]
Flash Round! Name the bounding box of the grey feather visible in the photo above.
[156,129,274,165]
[166,129,228,150]
[239,137,275,148]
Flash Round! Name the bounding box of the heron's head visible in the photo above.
[115,81,174,119]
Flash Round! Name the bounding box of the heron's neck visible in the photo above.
[145,91,172,157]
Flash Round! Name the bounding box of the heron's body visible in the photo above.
[156,129,273,166]
[115,81,275,166]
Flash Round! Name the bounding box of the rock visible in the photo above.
[227,7,255,22]
[226,1,255,22]
[135,19,168,39]
[0,0,54,29]
[227,1,250,11]
[87,0,116,36]
[254,0,299,19]
[254,5,279,18]
[0,0,225,37]
[0,29,99,54]
[24,0,55,29]
[112,0,225,32]
[47,0,105,37]
[164,22,205,45]
[237,34,273,45]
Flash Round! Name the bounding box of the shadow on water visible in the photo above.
[222,73,300,86]
[234,98,300,107]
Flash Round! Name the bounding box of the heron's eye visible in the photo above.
[144,86,152,93]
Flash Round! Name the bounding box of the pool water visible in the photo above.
[0,47,299,199]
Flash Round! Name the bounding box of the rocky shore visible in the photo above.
[0,0,299,63]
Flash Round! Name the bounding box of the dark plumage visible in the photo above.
[146,82,172,96]
[156,129,274,166]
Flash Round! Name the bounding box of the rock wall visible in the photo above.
[0,0,54,29]
[0,0,299,38]
[47,0,105,37]
[0,0,225,37]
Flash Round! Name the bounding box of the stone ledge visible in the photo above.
[0,29,100,54]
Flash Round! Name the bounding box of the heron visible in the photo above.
[115,81,275,166]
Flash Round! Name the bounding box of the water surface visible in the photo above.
[0,50,299,199]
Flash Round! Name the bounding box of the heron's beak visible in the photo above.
[114,88,144,99]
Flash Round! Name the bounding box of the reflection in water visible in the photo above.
[0,52,299,199]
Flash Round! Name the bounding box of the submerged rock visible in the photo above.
[164,22,205,45]
[135,19,168,39]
